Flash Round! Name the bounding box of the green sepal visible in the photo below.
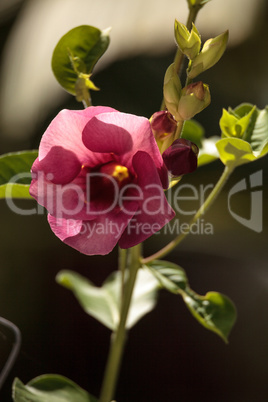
[12,375,97,402]
[51,25,110,97]
[188,30,228,79]
[0,150,38,199]
[174,20,201,60]
[163,63,182,118]
[145,260,236,343]
[56,269,159,331]
[176,82,211,121]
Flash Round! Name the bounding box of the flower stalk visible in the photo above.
[142,165,234,264]
[99,244,141,402]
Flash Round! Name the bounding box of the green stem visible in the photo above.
[82,95,92,108]
[99,244,141,402]
[142,165,233,264]
[119,248,128,300]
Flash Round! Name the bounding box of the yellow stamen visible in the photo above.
[112,165,129,182]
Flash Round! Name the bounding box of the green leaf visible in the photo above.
[181,290,236,343]
[181,119,204,148]
[12,375,97,402]
[0,150,37,199]
[56,270,120,331]
[145,260,187,294]
[126,268,159,329]
[216,137,257,168]
[218,104,268,167]
[51,25,110,96]
[247,107,268,152]
[197,136,219,166]
[220,106,256,139]
[181,120,219,167]
[145,260,236,342]
[56,269,159,330]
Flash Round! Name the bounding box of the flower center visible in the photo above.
[100,162,130,187]
[82,161,131,204]
[112,165,129,182]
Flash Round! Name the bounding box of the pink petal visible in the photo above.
[30,167,99,221]
[82,112,168,187]
[119,151,175,249]
[33,147,81,185]
[48,214,83,239]
[31,158,139,221]
[82,116,133,155]
[48,201,138,255]
[39,106,116,163]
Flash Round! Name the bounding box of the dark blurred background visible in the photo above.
[0,0,268,401]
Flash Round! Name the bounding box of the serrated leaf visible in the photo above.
[0,151,37,199]
[145,260,236,342]
[56,269,159,331]
[51,25,110,96]
[12,375,96,402]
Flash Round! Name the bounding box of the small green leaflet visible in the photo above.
[51,25,110,97]
[12,375,97,402]
[0,150,37,199]
[145,260,236,343]
[217,104,268,168]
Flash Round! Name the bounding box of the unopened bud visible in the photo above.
[176,81,211,121]
[188,30,229,79]
[150,111,177,141]
[162,138,199,177]
[163,63,182,118]
[174,21,201,60]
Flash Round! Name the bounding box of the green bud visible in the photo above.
[188,30,229,79]
[174,20,201,60]
[176,81,211,121]
[163,63,182,117]
[219,106,256,139]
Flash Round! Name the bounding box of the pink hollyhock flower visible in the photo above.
[30,106,175,255]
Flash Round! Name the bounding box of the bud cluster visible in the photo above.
[174,20,228,79]
[163,64,211,122]
[162,22,228,124]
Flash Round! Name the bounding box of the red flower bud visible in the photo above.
[162,138,199,176]
[150,110,177,140]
